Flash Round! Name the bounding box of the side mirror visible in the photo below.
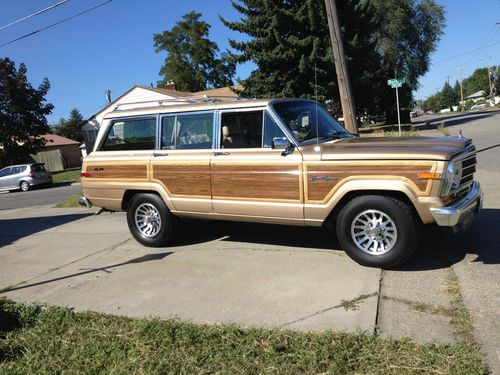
[272,137,290,149]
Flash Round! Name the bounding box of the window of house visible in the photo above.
[101,118,156,151]
[161,112,214,150]
[220,110,287,149]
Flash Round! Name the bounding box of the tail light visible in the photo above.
[80,171,92,177]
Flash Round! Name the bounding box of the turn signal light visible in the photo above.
[80,171,92,177]
[417,173,441,180]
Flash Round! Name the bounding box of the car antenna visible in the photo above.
[314,63,321,152]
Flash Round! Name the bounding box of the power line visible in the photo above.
[0,0,70,31]
[432,39,500,65]
[0,0,113,48]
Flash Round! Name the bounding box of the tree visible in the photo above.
[370,0,445,121]
[54,108,85,142]
[463,67,490,97]
[0,58,53,166]
[441,81,457,111]
[223,0,445,123]
[222,0,383,116]
[154,11,235,92]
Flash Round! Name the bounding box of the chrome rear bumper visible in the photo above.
[78,195,92,208]
[430,181,482,232]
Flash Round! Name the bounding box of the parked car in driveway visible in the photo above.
[80,98,482,268]
[0,163,52,192]
[471,103,487,110]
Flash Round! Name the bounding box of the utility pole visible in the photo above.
[324,0,358,134]
[457,66,464,109]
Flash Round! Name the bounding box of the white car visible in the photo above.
[471,103,487,110]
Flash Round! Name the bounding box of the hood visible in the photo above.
[312,136,471,161]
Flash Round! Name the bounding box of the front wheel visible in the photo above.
[336,195,419,268]
[126,193,177,247]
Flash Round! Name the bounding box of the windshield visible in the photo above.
[272,100,353,144]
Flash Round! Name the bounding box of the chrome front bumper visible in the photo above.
[429,181,482,232]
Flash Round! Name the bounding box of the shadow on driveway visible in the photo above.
[0,213,94,248]
[175,220,340,251]
[2,252,173,294]
[396,208,500,271]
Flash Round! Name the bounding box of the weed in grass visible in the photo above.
[444,279,474,342]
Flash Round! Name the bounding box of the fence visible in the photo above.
[31,149,65,172]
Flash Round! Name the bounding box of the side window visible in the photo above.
[221,111,263,148]
[0,168,11,177]
[263,112,287,148]
[161,112,213,150]
[101,118,156,151]
[11,166,21,175]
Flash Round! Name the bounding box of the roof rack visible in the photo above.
[113,95,241,111]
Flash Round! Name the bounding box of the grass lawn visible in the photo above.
[0,299,486,374]
[51,167,81,184]
[54,193,81,208]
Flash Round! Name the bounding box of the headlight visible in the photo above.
[442,160,462,195]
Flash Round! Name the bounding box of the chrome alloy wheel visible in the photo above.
[134,203,162,238]
[350,209,397,255]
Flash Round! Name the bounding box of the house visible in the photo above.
[82,84,242,152]
[464,90,486,102]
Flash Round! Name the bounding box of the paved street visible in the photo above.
[0,111,499,372]
[0,183,81,210]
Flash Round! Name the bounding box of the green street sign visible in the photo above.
[387,78,405,87]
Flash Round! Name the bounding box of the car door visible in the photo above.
[210,108,303,221]
[151,111,215,213]
[0,167,12,190]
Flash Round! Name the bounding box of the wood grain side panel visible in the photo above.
[212,164,300,201]
[85,164,147,179]
[307,164,433,201]
[153,164,211,197]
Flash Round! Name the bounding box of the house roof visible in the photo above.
[464,90,486,100]
[87,84,243,122]
[42,133,80,146]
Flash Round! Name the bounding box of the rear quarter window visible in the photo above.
[101,118,156,151]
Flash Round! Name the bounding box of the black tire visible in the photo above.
[336,195,419,268]
[126,193,177,247]
[19,181,30,192]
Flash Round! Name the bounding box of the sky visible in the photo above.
[0,0,499,124]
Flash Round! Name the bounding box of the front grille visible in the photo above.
[450,145,476,199]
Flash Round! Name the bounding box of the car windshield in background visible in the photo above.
[272,101,353,144]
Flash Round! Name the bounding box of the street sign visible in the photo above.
[387,78,405,87]
[387,78,405,135]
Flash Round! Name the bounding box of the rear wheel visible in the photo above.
[336,195,419,268]
[126,193,177,247]
[19,181,30,192]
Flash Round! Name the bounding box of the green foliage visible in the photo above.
[223,0,444,122]
[0,300,486,374]
[222,0,382,116]
[441,81,458,111]
[154,12,235,92]
[54,193,81,208]
[463,67,491,97]
[0,58,53,166]
[51,167,81,183]
[53,108,85,142]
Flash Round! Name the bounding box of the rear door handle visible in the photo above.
[153,152,168,157]
[214,151,230,156]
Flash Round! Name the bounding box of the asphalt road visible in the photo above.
[0,183,82,210]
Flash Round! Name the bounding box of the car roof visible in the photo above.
[103,98,316,119]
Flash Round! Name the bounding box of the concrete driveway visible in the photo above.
[1,111,499,372]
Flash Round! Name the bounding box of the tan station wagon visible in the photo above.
[80,99,482,268]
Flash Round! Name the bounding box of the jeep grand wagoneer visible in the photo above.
[80,99,482,268]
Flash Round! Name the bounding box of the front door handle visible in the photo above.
[214,151,230,156]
